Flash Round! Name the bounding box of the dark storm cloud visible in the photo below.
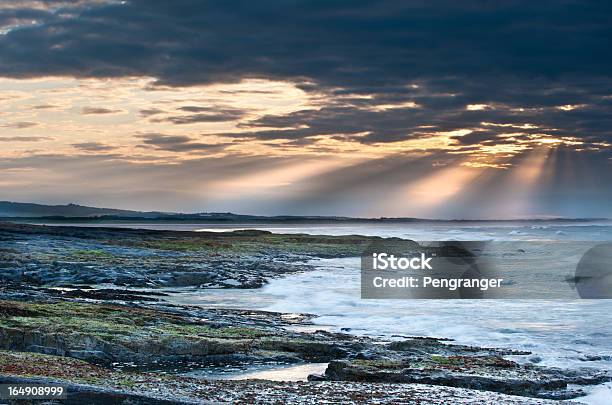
[0,1,119,33]
[0,7,48,30]
[1,1,611,148]
[155,106,246,124]
[137,134,191,145]
[451,132,499,146]
[1,1,611,84]
[136,133,231,152]
[228,90,612,146]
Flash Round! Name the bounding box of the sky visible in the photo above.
[1,0,611,218]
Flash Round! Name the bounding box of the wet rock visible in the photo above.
[529,355,543,363]
[0,300,361,368]
[48,288,167,302]
[306,373,326,381]
[0,352,566,404]
[324,356,610,399]
[0,222,389,289]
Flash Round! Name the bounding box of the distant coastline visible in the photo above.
[1,201,608,223]
[4,216,611,224]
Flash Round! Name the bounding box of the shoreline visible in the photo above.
[0,222,609,403]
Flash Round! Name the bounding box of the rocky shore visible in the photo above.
[0,222,395,289]
[0,222,608,403]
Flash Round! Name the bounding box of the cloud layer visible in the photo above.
[0,1,611,217]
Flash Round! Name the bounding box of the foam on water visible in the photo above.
[263,257,612,371]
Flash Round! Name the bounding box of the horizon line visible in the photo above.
[1,200,609,223]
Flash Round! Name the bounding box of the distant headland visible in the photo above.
[0,201,608,223]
